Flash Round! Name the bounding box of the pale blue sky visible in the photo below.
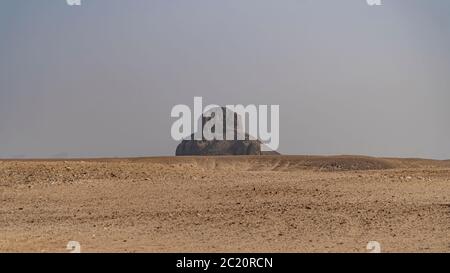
[1,0,449,159]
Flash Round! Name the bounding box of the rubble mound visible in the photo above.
[176,107,261,156]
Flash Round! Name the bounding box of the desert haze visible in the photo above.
[1,155,449,253]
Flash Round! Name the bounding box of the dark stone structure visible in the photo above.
[175,107,261,156]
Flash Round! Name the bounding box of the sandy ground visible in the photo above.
[0,155,449,253]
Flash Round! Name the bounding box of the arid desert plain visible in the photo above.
[1,155,449,253]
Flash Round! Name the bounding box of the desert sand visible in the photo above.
[1,155,449,253]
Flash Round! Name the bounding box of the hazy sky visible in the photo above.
[1,0,449,159]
